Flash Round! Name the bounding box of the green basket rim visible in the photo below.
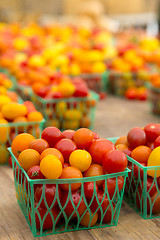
[108,137,160,171]
[8,147,130,184]
[0,119,45,127]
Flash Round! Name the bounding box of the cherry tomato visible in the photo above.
[131,146,152,164]
[63,163,70,168]
[62,130,75,140]
[41,127,62,147]
[132,162,146,179]
[83,164,104,187]
[151,192,160,214]
[29,204,60,230]
[122,148,132,157]
[29,139,49,154]
[102,176,124,198]
[144,123,160,142]
[154,136,160,148]
[89,139,115,165]
[40,148,64,164]
[90,190,115,223]
[40,155,62,179]
[125,87,137,100]
[127,127,146,149]
[61,190,86,219]
[103,150,127,174]
[55,139,77,162]
[60,166,83,191]
[69,149,92,172]
[73,128,94,149]
[84,181,98,199]
[80,211,98,227]
[35,184,62,208]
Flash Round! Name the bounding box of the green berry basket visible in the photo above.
[0,119,45,165]
[146,82,160,115]
[8,147,129,237]
[109,137,160,219]
[70,71,109,93]
[108,70,150,96]
[30,91,99,130]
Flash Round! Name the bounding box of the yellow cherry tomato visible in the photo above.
[69,149,92,172]
[40,155,62,179]
[147,147,160,178]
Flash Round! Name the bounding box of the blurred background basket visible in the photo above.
[9,148,129,237]
[147,82,160,115]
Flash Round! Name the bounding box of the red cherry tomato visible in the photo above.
[35,184,62,208]
[90,190,115,223]
[127,127,146,149]
[84,181,98,199]
[102,176,124,198]
[89,139,115,165]
[29,204,60,230]
[55,139,77,162]
[154,136,160,148]
[61,190,86,219]
[125,88,137,100]
[41,127,62,148]
[122,148,132,157]
[73,128,94,149]
[103,150,127,174]
[144,123,160,142]
[62,130,75,140]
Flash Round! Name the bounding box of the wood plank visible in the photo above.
[1,96,160,240]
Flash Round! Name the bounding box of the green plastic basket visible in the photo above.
[8,147,129,237]
[108,70,150,96]
[70,71,109,93]
[16,84,32,101]
[109,137,160,219]
[0,119,45,165]
[146,82,160,115]
[31,91,99,130]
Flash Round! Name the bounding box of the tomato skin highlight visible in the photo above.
[41,127,62,147]
[127,127,146,149]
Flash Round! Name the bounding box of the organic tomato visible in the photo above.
[80,211,98,227]
[61,190,86,219]
[62,130,75,140]
[147,147,160,178]
[83,164,104,187]
[154,136,160,148]
[116,144,128,151]
[122,148,132,157]
[125,87,137,100]
[11,133,35,158]
[103,150,127,174]
[115,136,128,146]
[40,155,62,179]
[131,145,152,164]
[102,176,124,198]
[29,139,49,154]
[18,149,40,171]
[127,127,146,149]
[29,204,60,230]
[60,166,83,191]
[73,128,94,149]
[41,127,62,147]
[69,149,92,172]
[40,148,64,164]
[90,190,115,223]
[89,139,115,165]
[84,181,98,199]
[144,123,160,142]
[55,139,77,162]
[35,184,62,208]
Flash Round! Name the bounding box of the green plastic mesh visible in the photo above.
[109,137,160,219]
[8,148,129,237]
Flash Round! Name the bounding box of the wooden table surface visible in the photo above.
[1,96,160,240]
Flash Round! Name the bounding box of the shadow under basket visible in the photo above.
[8,147,129,237]
[109,137,160,219]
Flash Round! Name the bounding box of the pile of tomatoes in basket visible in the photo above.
[115,123,160,214]
[11,127,127,229]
